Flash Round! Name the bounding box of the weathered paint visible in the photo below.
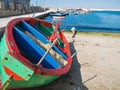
[2,52,34,81]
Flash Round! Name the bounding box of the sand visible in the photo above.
[67,32,120,90]
[24,32,120,90]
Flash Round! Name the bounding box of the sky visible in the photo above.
[30,0,120,9]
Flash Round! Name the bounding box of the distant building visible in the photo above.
[0,0,30,9]
[0,0,5,9]
[0,1,1,8]
[14,0,30,6]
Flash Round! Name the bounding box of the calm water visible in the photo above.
[44,11,120,32]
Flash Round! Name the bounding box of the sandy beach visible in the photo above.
[65,32,120,90]
[23,32,120,90]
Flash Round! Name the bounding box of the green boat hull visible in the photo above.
[9,75,59,89]
[0,35,59,89]
[0,17,72,89]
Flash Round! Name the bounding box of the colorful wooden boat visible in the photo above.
[0,17,72,89]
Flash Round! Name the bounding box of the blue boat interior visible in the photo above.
[13,20,68,69]
[13,27,61,69]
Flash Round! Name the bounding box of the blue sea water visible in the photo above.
[44,11,120,32]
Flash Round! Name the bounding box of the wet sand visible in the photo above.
[23,32,120,90]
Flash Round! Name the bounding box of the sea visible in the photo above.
[44,10,120,33]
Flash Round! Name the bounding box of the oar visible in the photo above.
[71,50,79,59]
[1,75,13,90]
[37,38,58,66]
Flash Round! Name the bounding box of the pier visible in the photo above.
[0,9,53,28]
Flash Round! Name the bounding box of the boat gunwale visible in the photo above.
[5,17,72,76]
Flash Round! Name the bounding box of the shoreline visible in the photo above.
[64,31,120,38]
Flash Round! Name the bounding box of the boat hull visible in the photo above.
[53,16,66,19]
[9,74,58,88]
[50,13,68,19]
[0,17,72,89]
[0,34,59,89]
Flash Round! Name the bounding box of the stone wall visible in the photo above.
[0,1,48,18]
[0,6,46,18]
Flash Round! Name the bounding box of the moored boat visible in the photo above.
[0,17,72,89]
[50,11,68,19]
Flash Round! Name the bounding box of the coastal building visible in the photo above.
[0,0,30,10]
[0,0,5,9]
[0,0,46,17]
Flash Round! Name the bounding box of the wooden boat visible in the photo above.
[0,17,72,89]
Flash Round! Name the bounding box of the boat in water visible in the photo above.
[50,11,68,19]
[0,17,72,89]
